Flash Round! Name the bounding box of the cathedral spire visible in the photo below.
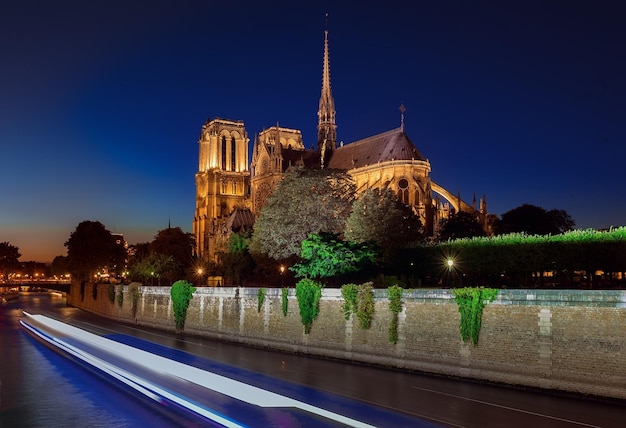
[317,13,337,166]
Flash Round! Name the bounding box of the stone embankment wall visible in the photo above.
[67,284,626,400]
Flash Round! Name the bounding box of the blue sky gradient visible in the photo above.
[2,1,625,262]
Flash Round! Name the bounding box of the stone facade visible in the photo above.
[193,119,250,258]
[68,284,626,400]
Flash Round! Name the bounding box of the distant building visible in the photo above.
[194,26,488,261]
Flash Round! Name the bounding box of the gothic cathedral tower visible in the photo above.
[193,118,249,261]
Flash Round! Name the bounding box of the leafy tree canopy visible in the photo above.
[345,188,423,258]
[151,227,195,264]
[438,211,486,241]
[65,220,121,281]
[50,255,69,277]
[0,241,21,279]
[149,227,195,283]
[495,204,575,236]
[128,252,176,285]
[219,231,255,286]
[250,167,356,259]
[290,232,376,280]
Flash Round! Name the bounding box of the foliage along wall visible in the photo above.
[67,283,626,400]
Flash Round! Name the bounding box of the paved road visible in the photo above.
[3,292,626,427]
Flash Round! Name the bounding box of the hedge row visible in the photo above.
[407,228,626,287]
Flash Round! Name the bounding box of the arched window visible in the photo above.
[231,136,236,171]
[398,179,409,205]
[221,136,227,170]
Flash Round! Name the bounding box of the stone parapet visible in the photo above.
[66,284,626,400]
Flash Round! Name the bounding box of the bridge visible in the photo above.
[1,280,70,294]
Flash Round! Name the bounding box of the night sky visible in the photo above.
[2,1,625,262]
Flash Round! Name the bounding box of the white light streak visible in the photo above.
[21,312,375,428]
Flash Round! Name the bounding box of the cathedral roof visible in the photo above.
[327,127,426,170]
[280,147,321,170]
[224,208,255,232]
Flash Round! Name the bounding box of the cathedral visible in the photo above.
[193,26,488,261]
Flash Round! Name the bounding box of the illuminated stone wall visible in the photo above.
[68,284,626,400]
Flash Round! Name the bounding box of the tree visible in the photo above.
[438,211,486,241]
[250,167,356,259]
[495,204,575,236]
[219,231,255,286]
[150,227,195,283]
[65,221,121,281]
[290,232,376,280]
[0,242,21,280]
[345,188,423,261]
[128,253,176,285]
[548,208,576,234]
[50,255,69,277]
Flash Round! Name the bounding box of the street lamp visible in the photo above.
[447,258,455,287]
[280,265,285,287]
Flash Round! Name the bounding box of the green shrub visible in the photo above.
[170,280,196,332]
[295,278,323,334]
[452,287,498,346]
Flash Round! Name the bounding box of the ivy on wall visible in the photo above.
[281,287,289,317]
[128,282,142,318]
[452,287,498,346]
[170,280,196,332]
[116,285,124,308]
[295,278,322,334]
[341,283,358,320]
[257,287,266,313]
[386,285,404,344]
[341,283,375,329]
[107,283,116,304]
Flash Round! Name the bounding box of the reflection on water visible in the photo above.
[0,294,193,428]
